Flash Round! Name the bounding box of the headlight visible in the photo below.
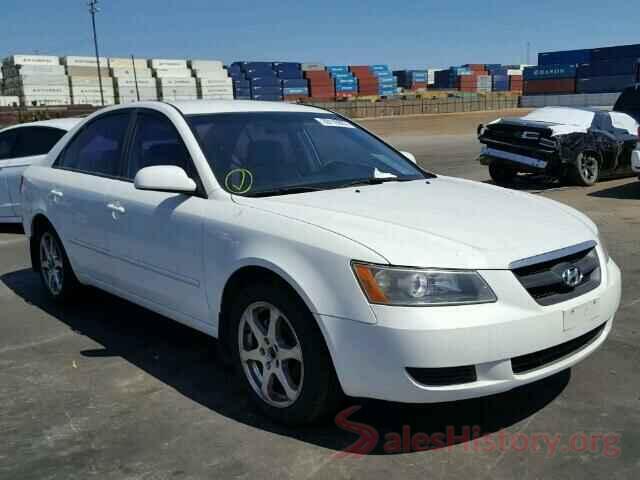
[598,233,610,264]
[352,262,497,306]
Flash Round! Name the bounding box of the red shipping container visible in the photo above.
[304,71,332,80]
[523,78,576,94]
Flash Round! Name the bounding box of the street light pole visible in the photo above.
[88,0,105,106]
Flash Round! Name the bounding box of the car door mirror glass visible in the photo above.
[134,165,197,193]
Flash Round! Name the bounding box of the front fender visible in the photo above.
[202,208,387,332]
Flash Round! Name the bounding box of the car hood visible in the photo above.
[234,176,598,269]
[490,117,587,136]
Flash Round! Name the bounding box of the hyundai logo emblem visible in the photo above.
[562,266,584,288]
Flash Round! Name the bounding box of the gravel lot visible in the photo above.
[1,109,638,479]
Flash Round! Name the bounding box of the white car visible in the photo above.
[20,101,621,425]
[633,147,640,178]
[0,118,80,223]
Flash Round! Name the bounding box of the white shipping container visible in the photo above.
[113,78,156,88]
[153,68,192,78]
[157,77,197,87]
[71,86,116,96]
[63,56,108,68]
[149,59,188,69]
[19,85,70,96]
[71,97,116,106]
[199,86,234,95]
[6,54,60,66]
[158,86,198,96]
[0,96,20,107]
[69,76,115,87]
[507,69,524,76]
[3,65,67,76]
[111,67,153,79]
[193,69,229,80]
[115,87,158,97]
[197,77,232,87]
[5,75,69,87]
[21,96,71,107]
[200,94,234,100]
[159,95,199,101]
[188,60,224,71]
[109,57,149,69]
[301,63,325,71]
[66,66,111,77]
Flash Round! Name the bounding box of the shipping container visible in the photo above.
[523,65,577,81]
[538,49,592,66]
[576,75,637,93]
[591,44,640,62]
[63,56,108,68]
[188,59,224,71]
[301,63,325,71]
[192,69,229,80]
[152,68,192,78]
[3,65,66,76]
[149,59,188,69]
[66,66,110,77]
[577,58,640,78]
[250,77,281,87]
[523,78,576,95]
[111,67,153,79]
[5,55,60,66]
[109,57,148,69]
[250,86,282,95]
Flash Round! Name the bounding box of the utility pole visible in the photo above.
[526,41,531,66]
[131,54,141,101]
[88,0,105,106]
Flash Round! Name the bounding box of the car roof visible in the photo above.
[1,117,82,132]
[134,100,331,116]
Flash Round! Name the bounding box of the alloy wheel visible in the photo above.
[579,154,599,184]
[238,302,304,408]
[40,232,64,296]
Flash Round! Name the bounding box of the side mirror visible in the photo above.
[134,165,197,193]
[401,151,417,164]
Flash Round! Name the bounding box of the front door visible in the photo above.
[107,110,208,323]
[0,129,18,218]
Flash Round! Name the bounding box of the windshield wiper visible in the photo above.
[333,177,417,188]
[243,185,327,197]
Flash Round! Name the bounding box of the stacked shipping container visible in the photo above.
[110,57,158,103]
[327,66,357,98]
[303,64,335,100]
[2,55,70,106]
[150,59,198,101]
[349,66,378,96]
[370,65,397,96]
[189,60,233,100]
[394,70,427,90]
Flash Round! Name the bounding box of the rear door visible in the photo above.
[0,129,19,218]
[107,110,208,323]
[5,126,67,216]
[50,111,133,285]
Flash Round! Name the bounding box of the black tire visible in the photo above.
[489,161,517,185]
[35,225,80,302]
[568,152,600,186]
[230,280,343,425]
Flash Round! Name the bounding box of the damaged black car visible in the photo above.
[477,106,639,186]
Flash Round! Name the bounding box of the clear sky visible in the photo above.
[1,0,637,69]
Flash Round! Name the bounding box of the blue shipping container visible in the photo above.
[281,79,308,88]
[335,85,357,92]
[576,75,637,93]
[233,79,250,88]
[327,66,349,73]
[250,77,281,87]
[577,58,640,78]
[523,65,577,80]
[234,88,251,97]
[283,87,309,95]
[277,71,303,79]
[331,72,353,80]
[252,94,283,101]
[246,69,277,78]
[272,62,300,69]
[251,86,282,95]
[538,49,592,66]
[592,44,640,62]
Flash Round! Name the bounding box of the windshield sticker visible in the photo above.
[315,118,356,128]
[225,169,254,194]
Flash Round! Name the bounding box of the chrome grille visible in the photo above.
[511,242,601,306]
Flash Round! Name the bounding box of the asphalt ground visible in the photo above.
[1,109,638,479]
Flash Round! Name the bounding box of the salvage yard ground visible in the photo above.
[1,109,638,479]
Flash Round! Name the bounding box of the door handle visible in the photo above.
[49,189,63,202]
[107,202,126,214]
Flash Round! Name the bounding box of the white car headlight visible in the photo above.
[352,262,497,306]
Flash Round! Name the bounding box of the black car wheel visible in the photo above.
[569,152,600,186]
[489,162,517,185]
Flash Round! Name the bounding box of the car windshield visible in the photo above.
[187,112,430,196]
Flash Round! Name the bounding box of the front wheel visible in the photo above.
[568,152,600,186]
[489,161,517,185]
[36,227,79,301]
[230,281,342,425]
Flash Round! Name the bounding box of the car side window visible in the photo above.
[0,130,18,160]
[13,127,67,158]
[125,112,194,180]
[57,112,131,177]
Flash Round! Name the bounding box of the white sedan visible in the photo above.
[20,101,621,425]
[0,118,80,223]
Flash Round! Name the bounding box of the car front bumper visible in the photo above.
[319,257,621,403]
[632,149,640,175]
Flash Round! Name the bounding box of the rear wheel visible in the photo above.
[569,152,600,186]
[230,281,342,425]
[489,161,517,185]
[36,227,79,301]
